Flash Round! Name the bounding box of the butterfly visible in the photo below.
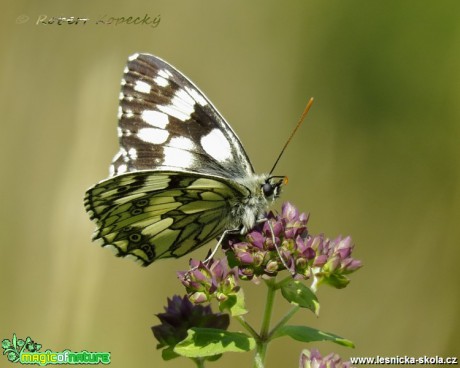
[84,53,288,266]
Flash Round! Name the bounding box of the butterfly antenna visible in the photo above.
[269,97,314,176]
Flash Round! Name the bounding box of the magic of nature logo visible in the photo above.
[2,334,110,365]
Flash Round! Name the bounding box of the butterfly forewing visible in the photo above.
[113,53,254,178]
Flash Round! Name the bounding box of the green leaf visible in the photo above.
[219,289,248,316]
[174,328,256,358]
[281,281,320,315]
[226,251,239,268]
[272,325,355,348]
[161,346,222,362]
[321,274,350,289]
[205,354,223,362]
[161,347,180,361]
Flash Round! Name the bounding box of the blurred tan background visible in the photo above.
[1,1,459,367]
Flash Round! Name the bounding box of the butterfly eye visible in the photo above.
[262,177,285,199]
[262,182,275,197]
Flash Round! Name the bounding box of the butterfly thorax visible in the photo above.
[231,174,283,233]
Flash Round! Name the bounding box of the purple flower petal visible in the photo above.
[282,202,299,222]
[248,231,265,248]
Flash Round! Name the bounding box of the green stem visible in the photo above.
[274,275,292,290]
[268,305,300,340]
[235,315,259,340]
[253,278,277,368]
[310,275,319,293]
[254,344,265,368]
[192,357,205,368]
[260,279,277,338]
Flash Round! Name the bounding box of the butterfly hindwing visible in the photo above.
[84,171,251,265]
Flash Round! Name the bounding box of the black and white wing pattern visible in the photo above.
[84,53,284,266]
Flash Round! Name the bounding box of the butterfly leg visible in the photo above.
[184,228,238,277]
[264,220,295,276]
[203,228,239,265]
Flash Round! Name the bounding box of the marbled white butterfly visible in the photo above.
[84,53,301,266]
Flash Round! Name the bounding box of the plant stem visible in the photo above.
[193,357,205,368]
[310,273,319,293]
[253,278,277,368]
[275,275,292,289]
[268,305,300,340]
[260,278,277,338]
[235,315,259,340]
